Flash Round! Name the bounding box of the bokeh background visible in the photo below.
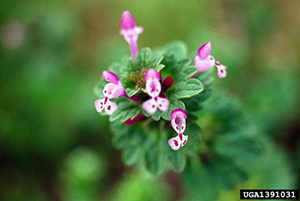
[1,0,300,200]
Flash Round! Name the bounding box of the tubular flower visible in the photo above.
[94,71,124,115]
[168,109,188,150]
[193,42,227,78]
[142,68,169,115]
[120,11,144,62]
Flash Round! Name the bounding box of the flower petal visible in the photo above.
[135,26,144,34]
[103,83,124,99]
[168,135,181,151]
[157,97,169,112]
[198,42,211,60]
[146,78,161,98]
[121,11,136,30]
[94,99,105,113]
[171,109,187,120]
[103,71,119,85]
[171,109,187,134]
[145,68,160,82]
[181,134,188,147]
[142,98,157,115]
[194,55,215,73]
[171,116,186,134]
[105,100,118,115]
[216,62,227,78]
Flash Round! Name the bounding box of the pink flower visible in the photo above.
[168,109,188,150]
[102,71,124,98]
[142,68,169,115]
[193,42,227,78]
[94,97,118,116]
[120,11,144,62]
[142,96,170,115]
[215,61,227,78]
[94,71,124,115]
[145,68,161,98]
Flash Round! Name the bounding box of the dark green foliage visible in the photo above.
[183,91,264,199]
[109,97,140,122]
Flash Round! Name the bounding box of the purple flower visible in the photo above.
[193,42,227,78]
[94,71,124,115]
[142,68,169,115]
[120,11,144,62]
[168,109,188,150]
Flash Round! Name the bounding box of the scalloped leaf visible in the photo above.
[122,144,143,165]
[127,58,138,72]
[109,98,141,122]
[169,150,186,172]
[136,48,152,67]
[144,144,167,175]
[195,67,215,88]
[174,79,204,99]
[185,122,202,144]
[113,133,131,149]
[152,110,162,121]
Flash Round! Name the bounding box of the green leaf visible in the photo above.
[174,79,204,99]
[195,67,215,88]
[185,123,201,144]
[155,64,165,72]
[165,41,188,59]
[184,98,202,111]
[152,56,164,67]
[152,110,162,121]
[161,54,176,69]
[126,58,138,72]
[126,88,140,97]
[169,150,186,172]
[141,88,147,93]
[182,66,198,80]
[174,66,198,82]
[144,144,166,175]
[183,90,211,112]
[136,48,152,67]
[142,108,150,117]
[122,144,143,165]
[214,136,262,165]
[183,143,198,156]
[120,78,136,90]
[109,98,141,122]
[120,108,140,122]
[161,97,185,121]
[113,134,131,149]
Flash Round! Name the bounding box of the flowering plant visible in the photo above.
[94,11,227,174]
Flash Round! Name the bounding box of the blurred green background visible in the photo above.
[1,0,299,200]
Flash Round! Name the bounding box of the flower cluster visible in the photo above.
[94,11,227,155]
